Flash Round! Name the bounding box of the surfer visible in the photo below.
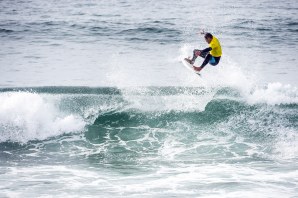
[185,32,222,72]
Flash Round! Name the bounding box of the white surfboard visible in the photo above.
[181,58,201,76]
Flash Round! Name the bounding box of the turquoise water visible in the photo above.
[0,0,298,197]
[0,86,297,197]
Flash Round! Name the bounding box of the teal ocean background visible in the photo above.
[0,0,298,197]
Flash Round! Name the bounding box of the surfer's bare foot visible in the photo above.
[193,66,202,72]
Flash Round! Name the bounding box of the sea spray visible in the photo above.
[0,92,85,143]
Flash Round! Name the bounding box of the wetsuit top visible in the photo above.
[201,36,222,57]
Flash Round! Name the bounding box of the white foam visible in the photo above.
[273,128,298,160]
[246,82,298,105]
[120,87,216,112]
[0,92,86,143]
[2,164,296,197]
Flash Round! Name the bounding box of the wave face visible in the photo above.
[1,85,296,143]
[0,86,297,197]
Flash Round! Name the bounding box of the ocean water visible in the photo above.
[0,0,298,197]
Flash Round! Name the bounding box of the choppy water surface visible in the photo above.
[0,0,298,197]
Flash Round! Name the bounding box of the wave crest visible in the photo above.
[0,92,86,143]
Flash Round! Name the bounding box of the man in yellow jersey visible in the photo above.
[185,32,222,72]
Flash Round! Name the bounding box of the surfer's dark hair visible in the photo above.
[204,33,213,39]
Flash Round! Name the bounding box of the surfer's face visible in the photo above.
[205,37,212,44]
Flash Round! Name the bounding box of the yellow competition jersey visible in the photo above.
[209,36,222,57]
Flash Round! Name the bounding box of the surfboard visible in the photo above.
[181,58,201,76]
